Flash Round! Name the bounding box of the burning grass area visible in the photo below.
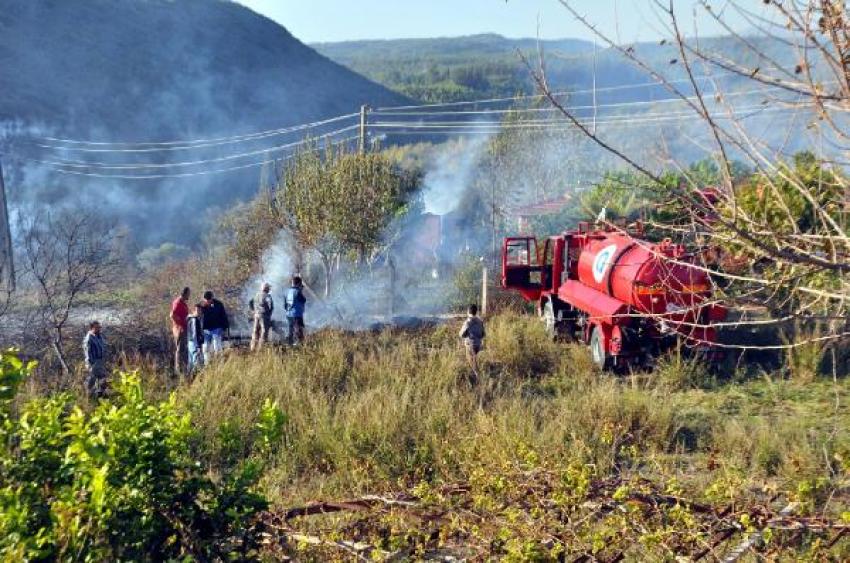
[175,312,850,560]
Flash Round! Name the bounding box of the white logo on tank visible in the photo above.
[592,244,618,284]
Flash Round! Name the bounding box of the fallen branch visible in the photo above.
[722,502,799,563]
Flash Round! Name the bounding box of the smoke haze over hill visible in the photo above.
[0,0,408,246]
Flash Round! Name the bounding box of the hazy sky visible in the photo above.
[236,1,755,44]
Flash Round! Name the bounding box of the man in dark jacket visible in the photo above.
[284,276,307,345]
[83,320,107,398]
[202,290,229,363]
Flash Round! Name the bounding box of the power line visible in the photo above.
[371,103,786,131]
[21,75,775,155]
[25,135,359,180]
[26,125,359,170]
[372,84,791,117]
[31,112,359,152]
[24,103,791,174]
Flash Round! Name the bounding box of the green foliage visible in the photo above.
[0,357,267,561]
[685,157,751,186]
[0,350,32,417]
[578,171,655,221]
[255,399,288,455]
[449,252,484,310]
[277,144,417,256]
[273,143,419,293]
[734,151,845,235]
[717,152,848,320]
[316,38,534,103]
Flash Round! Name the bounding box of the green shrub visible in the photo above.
[0,350,267,561]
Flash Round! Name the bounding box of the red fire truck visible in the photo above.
[501,222,727,370]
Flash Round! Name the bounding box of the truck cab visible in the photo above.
[501,235,569,301]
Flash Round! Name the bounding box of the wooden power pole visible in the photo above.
[0,157,14,291]
[358,104,370,154]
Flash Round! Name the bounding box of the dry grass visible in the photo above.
[174,312,850,522]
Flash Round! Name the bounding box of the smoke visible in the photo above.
[1,0,406,251]
[421,135,489,214]
[239,136,496,333]
[237,231,295,329]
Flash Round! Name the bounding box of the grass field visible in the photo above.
[174,312,850,559]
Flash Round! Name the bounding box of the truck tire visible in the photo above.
[590,325,609,370]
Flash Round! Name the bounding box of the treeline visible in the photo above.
[314,34,782,104]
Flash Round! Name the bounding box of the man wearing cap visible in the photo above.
[251,281,274,351]
[284,275,307,345]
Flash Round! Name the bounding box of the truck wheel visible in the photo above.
[590,325,609,370]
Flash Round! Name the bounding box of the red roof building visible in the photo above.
[510,195,572,233]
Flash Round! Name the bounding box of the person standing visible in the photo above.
[201,290,229,363]
[459,304,486,383]
[170,287,191,375]
[186,303,204,377]
[284,276,307,346]
[82,320,107,398]
[251,282,274,351]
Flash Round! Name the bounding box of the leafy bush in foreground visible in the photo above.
[0,350,267,561]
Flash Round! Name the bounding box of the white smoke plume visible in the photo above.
[241,136,496,334]
[421,135,489,215]
[237,230,295,329]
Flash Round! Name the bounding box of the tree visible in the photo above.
[274,144,416,296]
[19,211,123,374]
[526,0,850,353]
[473,107,605,262]
[0,251,11,326]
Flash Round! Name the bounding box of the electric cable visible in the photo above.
[31,113,359,152]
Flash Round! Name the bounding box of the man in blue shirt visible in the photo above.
[284,275,307,345]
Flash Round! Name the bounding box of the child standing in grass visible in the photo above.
[187,303,204,378]
[459,303,485,383]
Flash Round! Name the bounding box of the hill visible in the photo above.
[0,0,409,243]
[314,33,814,176]
[314,33,599,103]
[313,33,787,104]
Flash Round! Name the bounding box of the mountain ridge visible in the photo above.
[0,0,410,244]
[312,33,786,104]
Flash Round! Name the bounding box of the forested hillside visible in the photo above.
[0,0,408,243]
[314,33,789,103]
[314,34,595,102]
[0,0,406,136]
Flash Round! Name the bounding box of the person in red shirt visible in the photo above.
[170,287,191,377]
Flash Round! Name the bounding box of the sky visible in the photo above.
[236,0,753,44]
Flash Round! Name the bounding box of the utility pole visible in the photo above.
[358,104,370,154]
[0,156,14,291]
